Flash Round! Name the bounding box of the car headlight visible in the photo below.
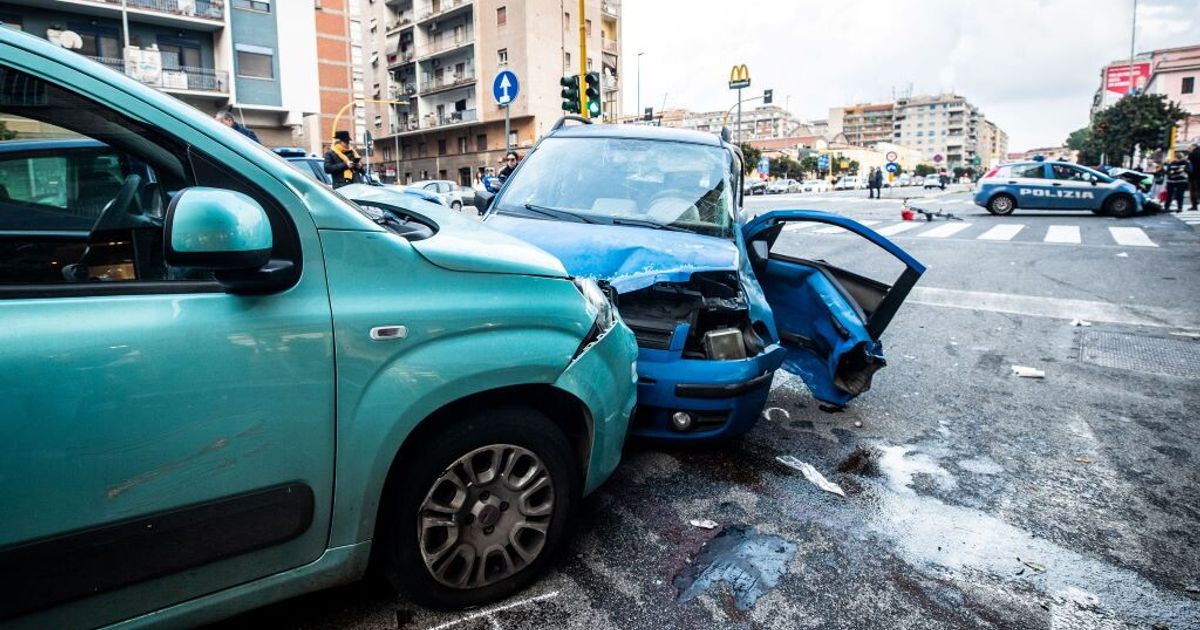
[573,277,617,331]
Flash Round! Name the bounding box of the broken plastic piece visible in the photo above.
[776,455,846,497]
[689,519,719,530]
[1116,252,1129,258]
[1069,319,1092,327]
[1011,365,1045,378]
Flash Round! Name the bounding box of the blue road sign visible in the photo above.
[758,156,770,175]
[818,155,830,169]
[493,70,519,106]
[885,162,900,174]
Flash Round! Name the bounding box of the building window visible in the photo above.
[235,47,274,79]
[564,51,570,68]
[587,58,593,71]
[457,136,468,153]
[476,134,487,151]
[1184,77,1195,94]
[585,19,592,36]
[438,139,447,156]
[509,130,517,146]
[233,0,271,12]
[563,12,570,31]
[496,6,506,26]
[497,48,508,66]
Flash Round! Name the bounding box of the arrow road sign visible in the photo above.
[885,161,900,174]
[818,155,830,169]
[493,69,519,106]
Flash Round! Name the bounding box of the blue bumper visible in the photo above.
[630,344,787,442]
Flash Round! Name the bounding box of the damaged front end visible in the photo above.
[615,271,786,440]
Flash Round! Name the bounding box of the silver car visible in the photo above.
[411,179,466,210]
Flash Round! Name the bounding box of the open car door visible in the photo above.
[742,210,926,407]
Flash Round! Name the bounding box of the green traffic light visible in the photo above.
[588,99,601,118]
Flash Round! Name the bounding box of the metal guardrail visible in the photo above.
[418,33,474,58]
[95,0,225,20]
[87,55,229,93]
[418,0,472,23]
[419,71,475,93]
[412,108,478,130]
[387,50,416,66]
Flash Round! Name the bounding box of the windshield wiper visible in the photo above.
[517,203,601,224]
[609,217,691,232]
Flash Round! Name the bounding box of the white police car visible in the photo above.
[974,158,1145,218]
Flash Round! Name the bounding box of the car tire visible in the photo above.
[382,407,578,609]
[1104,194,1135,218]
[987,194,1016,216]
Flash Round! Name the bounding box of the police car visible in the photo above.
[974,157,1145,217]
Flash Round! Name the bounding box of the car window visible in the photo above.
[1011,164,1045,179]
[992,165,1012,178]
[1050,164,1087,181]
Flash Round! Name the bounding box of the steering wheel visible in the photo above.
[89,174,144,233]
[647,188,701,223]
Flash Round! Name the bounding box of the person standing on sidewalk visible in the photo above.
[1188,142,1200,211]
[867,167,878,198]
[1164,150,1192,213]
[324,131,364,189]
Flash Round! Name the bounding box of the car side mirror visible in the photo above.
[474,190,495,213]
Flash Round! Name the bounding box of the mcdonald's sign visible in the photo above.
[728,64,751,90]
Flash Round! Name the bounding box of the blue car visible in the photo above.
[480,120,925,442]
[974,158,1145,217]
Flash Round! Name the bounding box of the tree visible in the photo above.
[769,156,802,179]
[739,143,761,174]
[799,155,819,177]
[914,163,936,177]
[0,120,14,141]
[1089,93,1187,164]
[1065,126,1100,164]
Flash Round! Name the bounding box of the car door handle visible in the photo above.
[1007,180,1017,184]
[370,325,408,340]
[1051,182,1062,186]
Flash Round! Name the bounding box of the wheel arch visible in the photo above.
[989,191,1018,208]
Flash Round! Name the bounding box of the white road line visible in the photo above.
[1108,226,1158,247]
[812,220,880,234]
[783,222,820,231]
[977,224,1025,241]
[1044,225,1081,244]
[875,222,924,236]
[908,287,1200,330]
[916,222,973,238]
[427,591,560,630]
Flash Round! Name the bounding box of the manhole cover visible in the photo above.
[1079,331,1200,378]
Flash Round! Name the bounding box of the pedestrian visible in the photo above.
[497,151,520,188]
[871,167,884,198]
[324,130,365,189]
[1164,150,1192,213]
[1189,142,1200,211]
[215,109,260,143]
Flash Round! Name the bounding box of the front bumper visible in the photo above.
[630,344,787,442]
[553,320,639,495]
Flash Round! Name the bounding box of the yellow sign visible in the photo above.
[728,64,751,90]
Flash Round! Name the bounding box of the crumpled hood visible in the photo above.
[486,214,740,292]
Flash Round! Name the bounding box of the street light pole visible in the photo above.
[637,51,644,121]
[121,0,130,48]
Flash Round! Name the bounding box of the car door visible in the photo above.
[742,210,926,407]
[0,50,334,627]
[1006,162,1053,209]
[1048,163,1096,210]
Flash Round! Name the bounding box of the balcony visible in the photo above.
[420,70,476,95]
[390,81,418,99]
[418,0,472,24]
[88,0,224,23]
[418,31,474,59]
[386,17,415,34]
[601,2,618,18]
[391,108,478,135]
[88,55,228,95]
[387,49,416,68]
[602,39,618,55]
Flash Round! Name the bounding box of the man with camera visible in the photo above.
[324,130,365,189]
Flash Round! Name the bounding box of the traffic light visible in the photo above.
[1157,125,1178,151]
[560,74,580,114]
[763,89,773,105]
[584,71,602,118]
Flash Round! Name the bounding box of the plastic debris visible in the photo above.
[1073,457,1093,464]
[1011,365,1045,378]
[1018,558,1047,573]
[854,420,863,428]
[1116,252,1129,258]
[761,407,790,422]
[776,456,846,497]
[1069,319,1093,327]
[689,519,719,530]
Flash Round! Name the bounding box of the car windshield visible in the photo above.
[493,136,737,238]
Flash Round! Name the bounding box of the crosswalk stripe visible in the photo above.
[916,222,972,238]
[783,222,819,231]
[1108,226,1158,247]
[1044,225,1081,244]
[875,222,925,236]
[812,220,880,234]
[977,224,1025,241]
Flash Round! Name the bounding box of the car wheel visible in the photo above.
[987,194,1016,216]
[452,201,462,211]
[383,407,577,609]
[1104,194,1135,218]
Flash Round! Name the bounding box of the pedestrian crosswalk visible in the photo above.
[785,220,1166,248]
[1178,213,1200,228]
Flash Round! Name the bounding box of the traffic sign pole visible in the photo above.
[492,70,519,153]
[504,104,511,153]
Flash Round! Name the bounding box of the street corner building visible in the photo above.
[0,0,323,150]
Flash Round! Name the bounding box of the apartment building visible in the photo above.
[360,0,622,185]
[893,94,989,169]
[1143,45,1199,144]
[978,119,1009,169]
[827,102,894,146]
[0,0,319,147]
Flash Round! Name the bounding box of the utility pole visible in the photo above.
[578,0,588,118]
[121,0,130,48]
[736,88,742,145]
[637,51,644,123]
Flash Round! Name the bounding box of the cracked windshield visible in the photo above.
[1,1,1198,629]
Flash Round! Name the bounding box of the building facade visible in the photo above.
[1144,45,1200,145]
[0,0,320,147]
[313,0,368,154]
[827,102,894,146]
[361,0,622,186]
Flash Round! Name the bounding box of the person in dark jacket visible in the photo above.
[496,151,520,188]
[1188,142,1200,211]
[215,110,260,143]
[1164,150,1192,213]
[869,167,884,198]
[324,131,364,189]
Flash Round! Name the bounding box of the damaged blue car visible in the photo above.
[480,120,925,441]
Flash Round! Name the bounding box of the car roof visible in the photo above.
[0,138,108,154]
[549,122,727,148]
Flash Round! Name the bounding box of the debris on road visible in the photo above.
[688,519,719,530]
[1011,365,1046,378]
[776,455,846,497]
[854,420,863,428]
[1116,252,1129,258]
[837,446,880,476]
[674,525,797,611]
[1069,319,1093,327]
[761,407,790,422]
[1073,457,1093,465]
[1018,558,1047,573]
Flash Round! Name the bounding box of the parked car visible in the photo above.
[766,178,800,194]
[744,179,767,195]
[834,175,863,190]
[273,147,333,186]
[800,179,831,193]
[412,179,466,210]
[481,121,925,443]
[895,174,912,187]
[974,159,1146,217]
[0,28,638,626]
[923,175,945,190]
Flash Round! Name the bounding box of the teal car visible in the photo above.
[0,28,637,627]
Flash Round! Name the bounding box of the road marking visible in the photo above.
[977,224,1025,241]
[908,287,1199,330]
[1044,225,1081,244]
[428,591,560,630]
[1108,226,1158,247]
[916,222,972,238]
[813,219,880,234]
[783,222,820,232]
[875,222,924,236]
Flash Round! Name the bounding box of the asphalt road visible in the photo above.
[217,186,1200,630]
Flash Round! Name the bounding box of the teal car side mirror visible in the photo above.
[165,187,272,270]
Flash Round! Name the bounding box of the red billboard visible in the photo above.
[1104,62,1151,95]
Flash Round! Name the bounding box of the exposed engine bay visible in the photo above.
[615,271,769,360]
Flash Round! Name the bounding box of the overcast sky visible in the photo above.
[618,0,1200,151]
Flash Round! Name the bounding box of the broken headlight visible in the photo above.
[573,277,617,331]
